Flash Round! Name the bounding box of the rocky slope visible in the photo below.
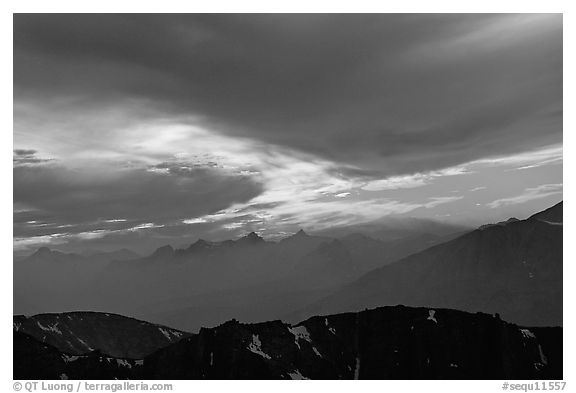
[14,305,562,380]
[291,202,563,327]
[13,312,190,359]
[16,227,461,332]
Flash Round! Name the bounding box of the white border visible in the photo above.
[2,2,572,392]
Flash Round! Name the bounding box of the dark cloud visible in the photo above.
[13,149,54,166]
[235,202,285,214]
[149,160,221,174]
[14,14,562,176]
[14,149,37,156]
[13,162,263,232]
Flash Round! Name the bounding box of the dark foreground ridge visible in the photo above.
[13,311,191,359]
[14,305,562,380]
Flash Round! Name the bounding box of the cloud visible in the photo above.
[486,184,563,209]
[13,149,54,166]
[13,161,263,232]
[12,15,563,252]
[424,196,465,209]
[334,192,351,198]
[14,149,37,156]
[472,145,563,170]
[14,14,562,177]
[361,166,470,191]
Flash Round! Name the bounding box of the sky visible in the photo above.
[13,14,563,254]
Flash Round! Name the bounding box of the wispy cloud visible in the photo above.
[424,196,464,209]
[334,192,351,198]
[472,145,562,170]
[12,13,562,251]
[361,166,470,192]
[486,184,562,209]
[13,149,54,167]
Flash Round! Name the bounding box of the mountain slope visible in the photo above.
[13,312,191,359]
[291,202,563,326]
[13,331,143,380]
[137,231,451,332]
[530,201,563,223]
[14,305,562,380]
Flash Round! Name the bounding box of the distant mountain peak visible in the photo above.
[342,233,372,241]
[150,245,175,259]
[236,232,265,244]
[478,217,519,230]
[529,200,563,224]
[183,239,216,253]
[290,229,309,238]
[190,239,210,248]
[316,239,349,256]
[281,229,311,242]
[36,246,52,255]
[30,247,66,259]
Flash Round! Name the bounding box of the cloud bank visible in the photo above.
[13,14,563,253]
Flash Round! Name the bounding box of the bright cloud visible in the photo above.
[486,184,563,209]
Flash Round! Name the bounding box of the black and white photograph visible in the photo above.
[10,10,565,383]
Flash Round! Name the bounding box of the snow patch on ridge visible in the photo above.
[289,325,312,349]
[325,318,336,335]
[77,337,94,351]
[247,334,271,360]
[116,359,132,369]
[288,370,309,380]
[354,357,361,379]
[539,219,562,226]
[158,328,172,340]
[534,344,549,370]
[520,329,536,339]
[37,321,62,334]
[62,354,80,363]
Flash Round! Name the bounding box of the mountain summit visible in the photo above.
[529,201,563,224]
[292,201,563,326]
[236,231,266,245]
[294,229,308,237]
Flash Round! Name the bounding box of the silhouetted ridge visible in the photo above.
[13,311,191,359]
[150,245,174,260]
[184,239,214,252]
[479,217,519,230]
[294,229,308,237]
[236,232,265,245]
[35,246,52,255]
[317,239,351,258]
[529,201,563,223]
[292,201,562,327]
[13,305,562,380]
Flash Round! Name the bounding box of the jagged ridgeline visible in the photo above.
[14,306,561,380]
[13,202,563,380]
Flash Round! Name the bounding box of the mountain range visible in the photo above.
[14,305,562,380]
[13,311,189,359]
[14,218,468,331]
[290,202,562,327]
[13,202,563,379]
